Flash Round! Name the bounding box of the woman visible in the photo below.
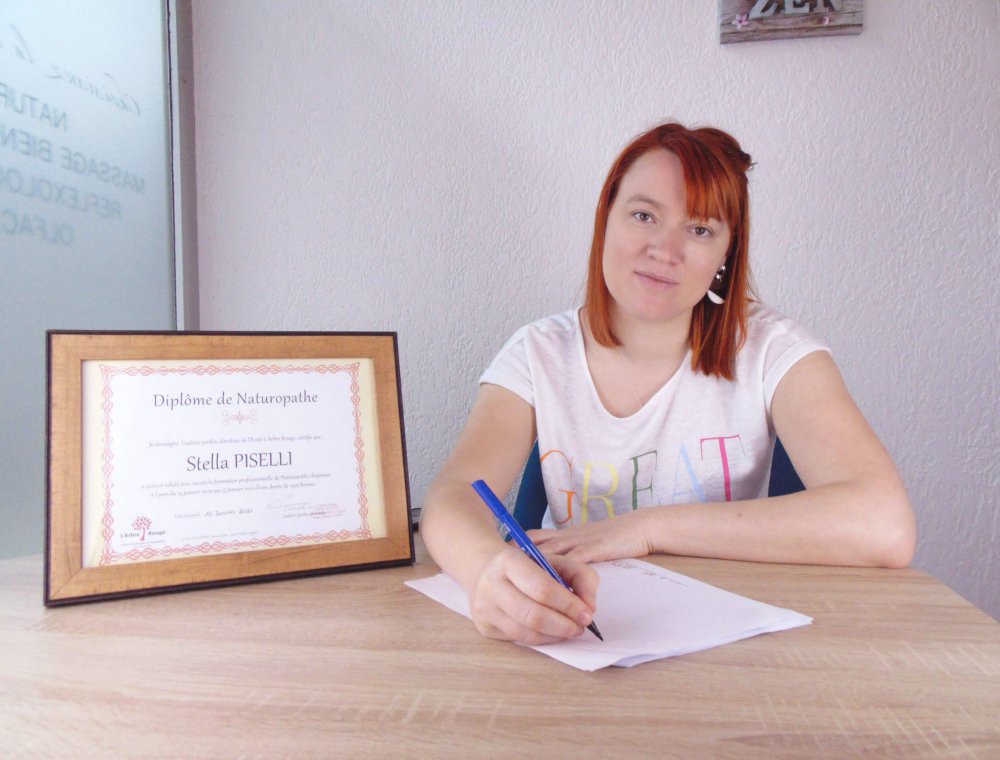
[420,122,916,646]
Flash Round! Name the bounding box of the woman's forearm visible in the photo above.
[641,476,915,568]
[419,480,509,591]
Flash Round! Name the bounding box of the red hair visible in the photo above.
[584,123,756,380]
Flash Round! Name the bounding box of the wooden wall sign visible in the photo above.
[720,0,863,44]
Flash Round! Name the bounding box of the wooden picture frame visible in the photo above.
[45,331,413,606]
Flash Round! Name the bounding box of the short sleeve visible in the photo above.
[479,327,536,407]
[750,308,831,409]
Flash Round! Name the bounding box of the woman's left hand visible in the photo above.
[528,510,656,564]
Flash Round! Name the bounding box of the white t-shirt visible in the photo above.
[480,304,829,529]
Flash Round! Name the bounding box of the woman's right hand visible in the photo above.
[419,384,598,644]
[467,545,600,646]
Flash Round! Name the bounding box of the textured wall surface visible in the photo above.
[192,1,999,619]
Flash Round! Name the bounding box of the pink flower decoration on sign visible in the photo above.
[732,13,750,30]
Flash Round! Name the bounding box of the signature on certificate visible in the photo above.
[267,496,345,519]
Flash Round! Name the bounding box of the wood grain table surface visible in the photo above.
[2,535,998,759]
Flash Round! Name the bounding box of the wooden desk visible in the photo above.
[2,537,998,759]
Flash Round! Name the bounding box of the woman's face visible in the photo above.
[601,149,731,331]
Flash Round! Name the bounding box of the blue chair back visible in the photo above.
[768,438,805,497]
[512,439,803,530]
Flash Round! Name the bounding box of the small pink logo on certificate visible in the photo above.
[132,516,152,541]
[223,409,257,425]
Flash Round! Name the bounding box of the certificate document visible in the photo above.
[80,358,388,567]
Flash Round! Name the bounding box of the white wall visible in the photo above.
[191,1,1000,619]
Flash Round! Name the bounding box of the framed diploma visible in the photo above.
[45,331,413,605]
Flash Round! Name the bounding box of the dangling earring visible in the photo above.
[706,265,726,305]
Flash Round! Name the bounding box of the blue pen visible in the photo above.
[471,479,603,641]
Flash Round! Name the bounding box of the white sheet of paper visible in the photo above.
[406,557,812,671]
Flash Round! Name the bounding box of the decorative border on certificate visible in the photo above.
[46,332,413,606]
